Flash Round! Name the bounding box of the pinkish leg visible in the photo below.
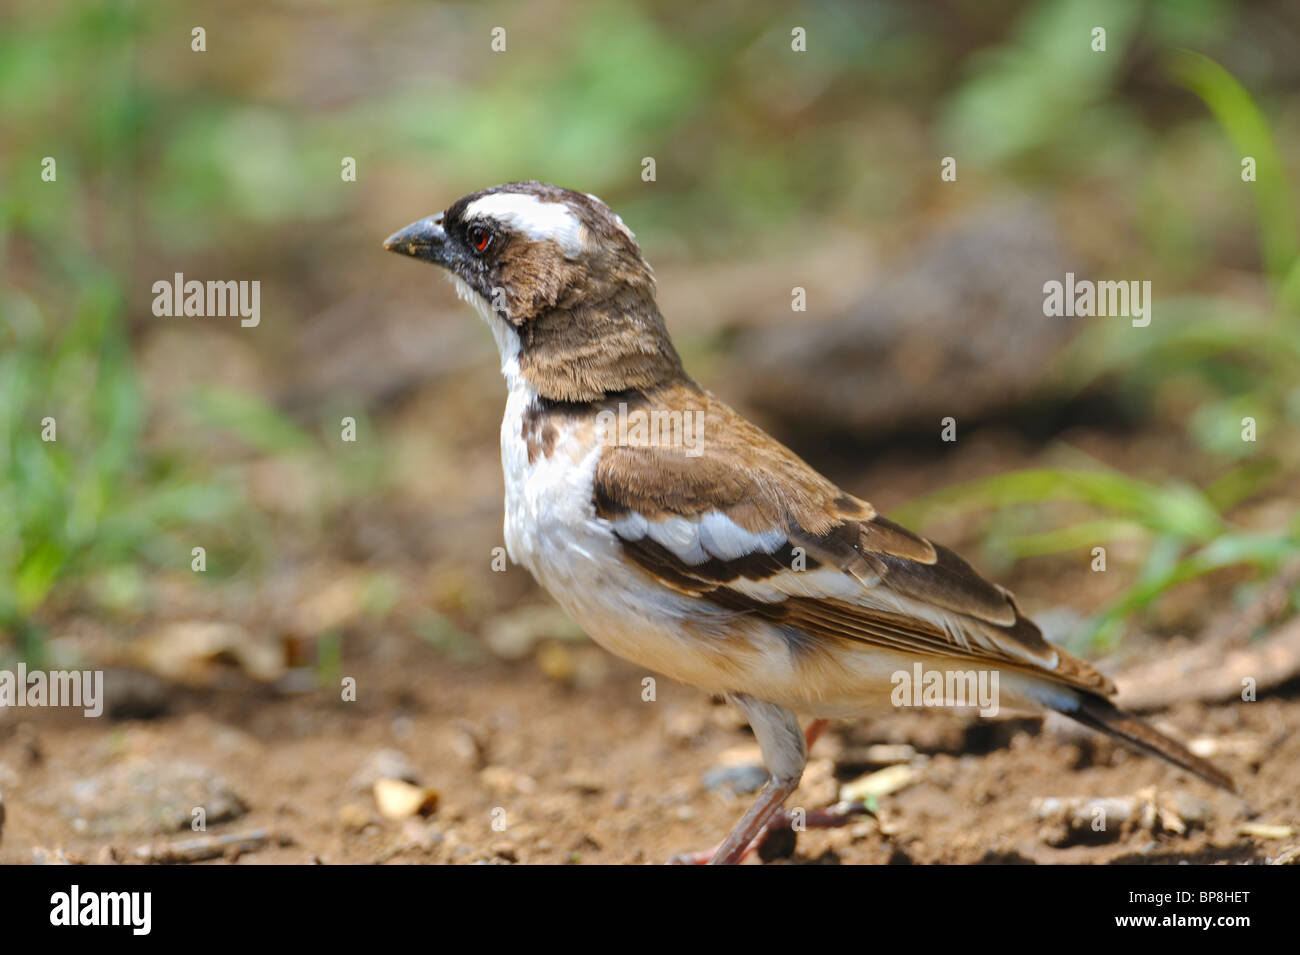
[670,719,831,865]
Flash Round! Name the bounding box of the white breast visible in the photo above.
[498,379,603,581]
[498,374,775,693]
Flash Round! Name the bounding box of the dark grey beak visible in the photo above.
[383,214,450,266]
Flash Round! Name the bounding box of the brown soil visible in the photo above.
[2,637,1297,865]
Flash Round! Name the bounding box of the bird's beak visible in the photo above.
[383,215,450,267]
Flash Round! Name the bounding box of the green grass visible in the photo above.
[0,279,244,661]
[897,53,1300,651]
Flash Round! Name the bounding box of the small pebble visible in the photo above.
[702,764,768,796]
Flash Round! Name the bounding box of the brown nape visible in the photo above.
[516,285,685,403]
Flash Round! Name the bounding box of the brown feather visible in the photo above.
[1068,694,1236,792]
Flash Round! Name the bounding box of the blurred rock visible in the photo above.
[373,778,439,820]
[702,764,768,796]
[133,828,280,864]
[1032,786,1207,847]
[481,605,585,660]
[290,571,371,636]
[135,621,285,684]
[1239,823,1295,840]
[57,759,248,837]
[490,839,519,863]
[479,765,537,796]
[536,642,576,684]
[349,749,420,792]
[100,668,171,720]
[839,764,918,803]
[32,847,74,865]
[733,198,1075,440]
[563,771,604,796]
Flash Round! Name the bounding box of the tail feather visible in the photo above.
[1060,694,1236,793]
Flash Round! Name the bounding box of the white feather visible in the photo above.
[465,192,589,256]
[697,511,784,561]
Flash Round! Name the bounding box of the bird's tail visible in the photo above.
[1057,693,1236,793]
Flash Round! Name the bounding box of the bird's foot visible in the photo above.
[666,799,874,864]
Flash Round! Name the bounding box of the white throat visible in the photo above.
[449,275,530,399]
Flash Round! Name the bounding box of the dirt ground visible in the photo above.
[2,632,1297,865]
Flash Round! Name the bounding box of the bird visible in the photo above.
[384,181,1234,864]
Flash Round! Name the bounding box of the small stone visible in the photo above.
[57,759,247,838]
[564,772,604,796]
[349,749,419,792]
[1169,791,1213,826]
[400,818,443,851]
[32,847,73,864]
[839,764,917,804]
[96,845,120,864]
[1239,823,1295,840]
[100,668,170,719]
[482,606,583,660]
[373,778,439,820]
[850,821,876,840]
[1268,845,1300,865]
[702,764,769,796]
[536,642,576,684]
[136,621,284,684]
[480,766,537,795]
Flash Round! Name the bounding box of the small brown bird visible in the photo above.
[385,181,1234,864]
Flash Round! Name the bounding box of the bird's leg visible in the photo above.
[708,773,803,864]
[714,719,854,863]
[669,698,819,865]
[709,715,834,864]
[803,717,829,750]
[668,716,869,864]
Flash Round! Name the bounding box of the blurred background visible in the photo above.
[2,0,1299,864]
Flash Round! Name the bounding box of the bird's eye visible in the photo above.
[468,225,493,254]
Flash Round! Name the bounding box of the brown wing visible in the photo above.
[593,382,1114,696]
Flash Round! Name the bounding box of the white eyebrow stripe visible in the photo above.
[464,192,589,255]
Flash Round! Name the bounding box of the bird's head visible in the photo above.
[385,181,682,402]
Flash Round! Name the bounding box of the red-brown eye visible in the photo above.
[469,225,492,253]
